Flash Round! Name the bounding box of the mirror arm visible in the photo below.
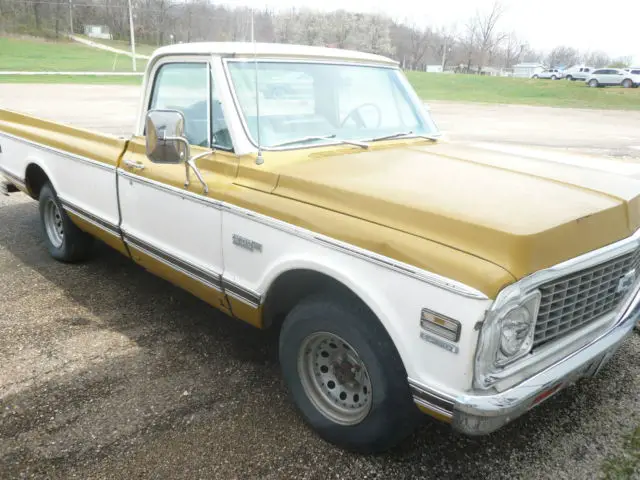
[185,151,211,195]
[158,132,210,195]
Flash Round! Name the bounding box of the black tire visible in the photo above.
[39,182,94,262]
[551,75,557,80]
[566,75,573,81]
[532,74,539,79]
[589,79,599,88]
[622,79,633,88]
[279,293,422,453]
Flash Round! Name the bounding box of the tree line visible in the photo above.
[0,0,631,71]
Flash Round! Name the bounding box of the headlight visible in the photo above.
[497,305,535,363]
[495,291,540,366]
[474,289,542,389]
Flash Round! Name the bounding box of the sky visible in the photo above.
[222,0,640,64]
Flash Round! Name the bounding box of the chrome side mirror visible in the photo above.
[145,109,190,164]
[145,109,210,194]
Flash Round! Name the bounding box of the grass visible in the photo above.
[74,34,159,57]
[0,74,142,85]
[407,71,640,110]
[0,37,147,72]
[601,426,640,479]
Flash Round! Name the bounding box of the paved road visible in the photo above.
[2,85,640,479]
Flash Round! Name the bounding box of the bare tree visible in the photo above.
[581,50,611,68]
[546,46,580,68]
[469,1,506,72]
[500,33,525,68]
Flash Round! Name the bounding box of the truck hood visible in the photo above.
[271,142,640,280]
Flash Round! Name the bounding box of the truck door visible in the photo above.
[117,59,234,314]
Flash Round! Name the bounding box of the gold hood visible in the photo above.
[270,142,640,281]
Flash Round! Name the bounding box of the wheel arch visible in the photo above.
[24,158,54,200]
[260,262,411,375]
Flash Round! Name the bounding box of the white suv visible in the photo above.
[564,66,593,81]
[532,68,564,80]
[586,68,640,88]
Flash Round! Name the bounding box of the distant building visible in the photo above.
[513,62,545,78]
[425,65,443,73]
[84,25,112,40]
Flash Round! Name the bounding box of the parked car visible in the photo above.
[586,68,640,88]
[2,42,640,453]
[563,65,594,81]
[532,68,564,79]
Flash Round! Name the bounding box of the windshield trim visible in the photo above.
[221,58,439,153]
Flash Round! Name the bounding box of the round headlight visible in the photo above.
[499,306,533,357]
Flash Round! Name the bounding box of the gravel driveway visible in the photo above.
[1,85,640,479]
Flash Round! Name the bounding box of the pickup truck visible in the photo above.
[1,42,640,453]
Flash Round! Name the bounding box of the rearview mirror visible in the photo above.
[145,109,190,164]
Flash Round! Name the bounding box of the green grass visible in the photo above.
[407,71,640,110]
[0,74,142,84]
[601,426,640,479]
[74,34,159,57]
[0,37,147,72]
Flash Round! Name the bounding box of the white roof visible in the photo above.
[151,42,398,66]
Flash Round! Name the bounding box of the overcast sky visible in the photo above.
[223,0,639,64]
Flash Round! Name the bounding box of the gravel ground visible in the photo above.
[2,85,640,479]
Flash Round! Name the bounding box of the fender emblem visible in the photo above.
[232,234,263,253]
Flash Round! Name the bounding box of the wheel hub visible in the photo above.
[298,332,372,425]
[44,199,64,248]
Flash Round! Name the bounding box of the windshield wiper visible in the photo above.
[369,131,439,142]
[269,135,368,149]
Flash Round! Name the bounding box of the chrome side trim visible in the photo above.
[59,197,120,237]
[123,231,223,292]
[0,131,115,171]
[222,278,261,307]
[409,380,455,419]
[117,168,223,209]
[117,168,486,299]
[0,164,26,189]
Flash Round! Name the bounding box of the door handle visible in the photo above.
[123,159,145,170]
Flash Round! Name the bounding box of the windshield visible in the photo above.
[226,61,435,148]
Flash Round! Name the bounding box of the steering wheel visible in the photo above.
[340,103,382,129]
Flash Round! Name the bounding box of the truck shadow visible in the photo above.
[1,199,637,479]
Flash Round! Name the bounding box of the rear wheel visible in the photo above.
[532,74,539,79]
[566,75,573,81]
[623,78,633,88]
[39,182,94,262]
[589,79,599,88]
[279,293,421,453]
[551,75,557,80]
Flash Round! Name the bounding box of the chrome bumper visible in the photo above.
[410,285,640,435]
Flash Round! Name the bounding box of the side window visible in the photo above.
[211,83,233,151]
[150,63,209,147]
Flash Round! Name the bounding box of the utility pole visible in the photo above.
[127,0,136,72]
[68,0,73,35]
[441,39,448,72]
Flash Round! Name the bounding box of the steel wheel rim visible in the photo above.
[298,332,373,425]
[44,199,64,248]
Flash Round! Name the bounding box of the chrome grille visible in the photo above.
[534,247,640,348]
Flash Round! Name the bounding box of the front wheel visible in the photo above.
[532,74,539,79]
[588,79,599,88]
[551,75,557,80]
[279,294,421,453]
[622,79,633,88]
[566,75,573,81]
[39,182,94,262]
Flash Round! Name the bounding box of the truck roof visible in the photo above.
[151,42,399,66]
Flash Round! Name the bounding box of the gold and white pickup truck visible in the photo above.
[2,42,640,453]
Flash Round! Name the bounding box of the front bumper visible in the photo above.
[410,285,640,435]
